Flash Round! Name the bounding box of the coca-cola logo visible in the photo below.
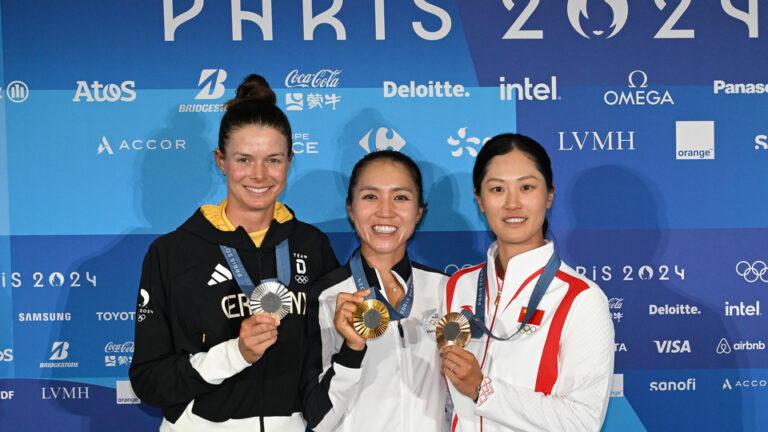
[608,297,623,309]
[284,69,341,88]
[104,341,134,353]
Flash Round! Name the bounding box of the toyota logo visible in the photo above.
[736,261,768,283]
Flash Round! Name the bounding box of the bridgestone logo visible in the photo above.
[39,362,79,368]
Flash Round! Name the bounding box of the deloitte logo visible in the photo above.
[716,338,765,354]
[97,136,187,155]
[604,71,674,106]
[383,80,468,98]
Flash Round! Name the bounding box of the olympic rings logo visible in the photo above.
[519,325,537,336]
[735,261,768,283]
[295,275,309,284]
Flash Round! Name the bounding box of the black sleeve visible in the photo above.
[128,242,217,421]
[300,271,366,430]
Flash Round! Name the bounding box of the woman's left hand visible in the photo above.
[441,345,483,400]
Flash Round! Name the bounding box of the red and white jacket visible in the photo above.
[442,241,614,432]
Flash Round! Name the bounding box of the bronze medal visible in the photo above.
[436,312,471,348]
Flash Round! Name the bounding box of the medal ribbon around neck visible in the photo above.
[461,251,560,340]
[350,248,415,321]
[219,239,292,319]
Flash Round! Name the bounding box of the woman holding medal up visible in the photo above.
[129,74,339,431]
[440,134,614,431]
[301,150,449,431]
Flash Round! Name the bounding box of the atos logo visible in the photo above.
[73,81,136,102]
[604,71,673,106]
[653,340,691,353]
[0,348,13,362]
[359,127,406,153]
[196,69,227,99]
[566,0,628,39]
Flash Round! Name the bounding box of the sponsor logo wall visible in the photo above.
[1,2,766,430]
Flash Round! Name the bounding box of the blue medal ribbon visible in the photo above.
[350,249,414,320]
[461,251,560,340]
[219,239,291,298]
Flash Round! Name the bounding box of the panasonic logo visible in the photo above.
[713,80,768,95]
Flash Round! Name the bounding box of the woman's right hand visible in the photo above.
[238,314,280,364]
[334,290,370,351]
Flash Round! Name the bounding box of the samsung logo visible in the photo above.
[18,312,72,322]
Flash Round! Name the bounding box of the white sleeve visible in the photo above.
[306,291,367,432]
[188,338,250,385]
[474,289,615,431]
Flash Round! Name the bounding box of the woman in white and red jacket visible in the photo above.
[441,133,615,432]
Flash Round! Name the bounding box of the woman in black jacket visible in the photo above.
[129,74,338,431]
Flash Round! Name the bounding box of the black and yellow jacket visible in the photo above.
[129,202,338,428]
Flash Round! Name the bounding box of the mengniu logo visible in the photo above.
[736,260,768,283]
[5,80,29,103]
[359,127,406,153]
[566,0,628,39]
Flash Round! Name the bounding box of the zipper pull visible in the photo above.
[397,321,406,348]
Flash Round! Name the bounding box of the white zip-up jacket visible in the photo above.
[302,252,449,432]
[442,241,614,432]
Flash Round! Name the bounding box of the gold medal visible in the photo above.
[353,299,390,339]
[436,312,471,348]
[250,280,292,320]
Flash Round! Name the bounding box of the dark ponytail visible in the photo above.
[218,74,293,158]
